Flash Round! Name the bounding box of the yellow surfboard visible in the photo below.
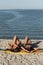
[0,49,43,54]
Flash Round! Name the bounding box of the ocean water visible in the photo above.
[0,9,43,39]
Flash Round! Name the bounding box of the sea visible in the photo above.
[0,9,43,39]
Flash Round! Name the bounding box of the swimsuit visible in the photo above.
[21,43,34,51]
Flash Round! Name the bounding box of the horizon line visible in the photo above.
[0,8,43,10]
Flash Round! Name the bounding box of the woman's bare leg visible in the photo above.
[8,42,18,50]
[13,35,17,44]
[8,42,13,46]
[24,36,29,45]
[8,35,17,49]
[13,35,21,46]
[16,40,21,46]
[28,40,31,45]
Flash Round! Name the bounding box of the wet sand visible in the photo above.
[0,39,43,65]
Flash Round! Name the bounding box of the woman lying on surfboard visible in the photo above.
[8,36,21,52]
[8,35,38,52]
[22,36,38,52]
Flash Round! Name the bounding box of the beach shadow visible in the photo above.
[32,41,41,48]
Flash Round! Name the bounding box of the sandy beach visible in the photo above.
[0,39,43,65]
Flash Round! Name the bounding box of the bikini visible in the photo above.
[21,43,34,51]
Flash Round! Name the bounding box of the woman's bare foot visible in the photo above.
[34,48,38,51]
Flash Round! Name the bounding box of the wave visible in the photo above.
[0,11,16,21]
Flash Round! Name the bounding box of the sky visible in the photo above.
[0,0,43,9]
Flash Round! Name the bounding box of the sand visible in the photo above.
[0,39,43,65]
